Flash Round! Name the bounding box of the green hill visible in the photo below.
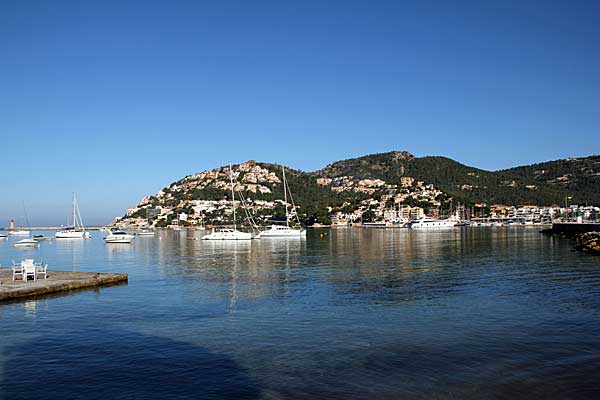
[313,151,600,205]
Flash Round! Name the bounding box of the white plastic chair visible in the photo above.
[35,261,48,280]
[23,261,36,282]
[12,260,24,281]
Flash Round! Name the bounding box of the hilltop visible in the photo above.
[119,152,600,227]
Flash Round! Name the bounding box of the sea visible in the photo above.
[1,227,599,399]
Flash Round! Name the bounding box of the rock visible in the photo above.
[574,231,600,256]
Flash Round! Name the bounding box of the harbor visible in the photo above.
[2,228,600,398]
[0,268,128,303]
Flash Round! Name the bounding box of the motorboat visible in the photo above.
[136,229,156,236]
[409,217,456,229]
[0,233,8,239]
[202,228,252,240]
[257,166,305,239]
[8,230,31,236]
[14,238,39,247]
[104,228,135,244]
[257,225,306,238]
[56,193,89,238]
[33,234,51,241]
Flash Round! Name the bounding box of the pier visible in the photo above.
[0,269,128,303]
[544,222,600,235]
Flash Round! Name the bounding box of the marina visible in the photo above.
[1,1,599,397]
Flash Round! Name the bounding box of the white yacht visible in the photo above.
[257,225,307,238]
[257,167,306,238]
[104,228,135,243]
[56,193,89,238]
[201,228,252,240]
[409,217,456,229]
[8,230,31,236]
[136,229,156,236]
[202,164,254,241]
[14,238,39,247]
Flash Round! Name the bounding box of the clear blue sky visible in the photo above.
[1,0,599,226]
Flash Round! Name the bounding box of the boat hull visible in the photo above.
[56,230,87,238]
[104,235,135,243]
[8,230,31,236]
[14,239,39,247]
[258,229,306,238]
[409,218,457,229]
[201,230,252,240]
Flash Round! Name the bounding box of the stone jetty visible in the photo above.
[0,269,128,303]
[574,232,600,255]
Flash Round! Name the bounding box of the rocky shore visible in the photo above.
[574,232,600,255]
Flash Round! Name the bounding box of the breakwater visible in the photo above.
[575,232,600,255]
[543,222,600,235]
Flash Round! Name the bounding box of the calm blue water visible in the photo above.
[1,228,600,399]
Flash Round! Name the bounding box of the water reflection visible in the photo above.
[2,228,600,399]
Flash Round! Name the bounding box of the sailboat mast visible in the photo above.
[229,164,237,231]
[74,193,85,232]
[282,167,289,227]
[72,192,76,227]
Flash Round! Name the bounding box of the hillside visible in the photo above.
[313,152,600,205]
[119,152,600,227]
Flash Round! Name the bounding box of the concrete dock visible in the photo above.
[543,222,600,236]
[0,268,128,303]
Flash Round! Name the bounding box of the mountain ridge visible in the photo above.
[120,152,600,227]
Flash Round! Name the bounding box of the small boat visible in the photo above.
[56,193,89,238]
[104,228,135,244]
[14,238,39,247]
[33,234,51,241]
[8,230,31,236]
[0,233,7,239]
[136,229,155,236]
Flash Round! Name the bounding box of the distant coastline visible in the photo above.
[0,226,106,231]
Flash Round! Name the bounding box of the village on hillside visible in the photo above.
[116,161,600,229]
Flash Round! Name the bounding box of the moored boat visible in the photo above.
[104,228,135,243]
[409,217,456,229]
[202,228,252,240]
[33,234,51,241]
[14,238,39,247]
[257,167,305,239]
[8,230,31,236]
[257,225,306,238]
[202,164,255,241]
[56,193,89,238]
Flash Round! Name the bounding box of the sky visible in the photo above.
[1,0,599,226]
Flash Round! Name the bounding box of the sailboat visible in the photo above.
[257,167,306,238]
[13,203,39,248]
[56,193,90,238]
[202,165,253,240]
